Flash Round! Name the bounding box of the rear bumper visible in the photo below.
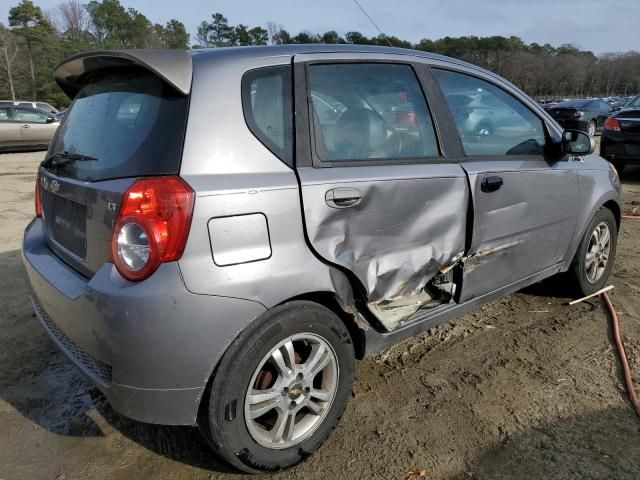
[22,218,266,425]
[600,132,640,164]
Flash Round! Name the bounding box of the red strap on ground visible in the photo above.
[602,292,640,420]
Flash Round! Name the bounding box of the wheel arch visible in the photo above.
[196,291,368,429]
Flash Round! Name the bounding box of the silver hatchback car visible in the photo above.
[22,45,620,473]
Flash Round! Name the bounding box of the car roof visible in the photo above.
[54,45,499,98]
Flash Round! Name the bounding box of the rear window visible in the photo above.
[49,68,188,182]
[555,100,593,109]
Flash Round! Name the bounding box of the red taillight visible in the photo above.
[111,176,194,281]
[604,116,621,132]
[35,178,42,218]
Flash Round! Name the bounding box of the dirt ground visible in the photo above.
[1,150,639,480]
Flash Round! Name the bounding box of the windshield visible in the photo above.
[48,68,188,182]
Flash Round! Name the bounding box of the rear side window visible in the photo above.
[242,66,293,167]
[433,69,546,157]
[308,63,438,162]
[0,108,10,121]
[36,102,54,112]
[49,68,188,182]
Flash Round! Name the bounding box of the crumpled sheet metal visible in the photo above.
[303,176,468,329]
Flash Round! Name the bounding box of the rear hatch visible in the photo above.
[39,66,189,277]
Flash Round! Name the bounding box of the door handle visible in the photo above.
[325,187,362,209]
[21,124,30,128]
[481,175,503,193]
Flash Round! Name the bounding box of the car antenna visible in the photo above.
[351,0,394,47]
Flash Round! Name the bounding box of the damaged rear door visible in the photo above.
[432,68,579,302]
[293,54,469,331]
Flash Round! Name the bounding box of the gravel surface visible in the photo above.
[1,150,639,480]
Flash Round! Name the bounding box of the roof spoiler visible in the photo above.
[54,49,192,98]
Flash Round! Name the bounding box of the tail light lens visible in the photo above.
[35,178,42,218]
[111,176,194,281]
[604,116,621,132]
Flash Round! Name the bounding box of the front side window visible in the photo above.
[308,63,439,162]
[242,66,293,167]
[0,108,10,121]
[433,69,546,156]
[16,108,48,123]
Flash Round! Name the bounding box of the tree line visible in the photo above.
[1,0,639,108]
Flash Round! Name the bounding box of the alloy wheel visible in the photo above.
[244,333,339,449]
[585,221,611,283]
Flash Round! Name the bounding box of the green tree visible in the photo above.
[271,28,291,45]
[197,13,232,47]
[85,0,151,49]
[8,0,51,98]
[248,26,268,45]
[321,30,345,44]
[345,31,370,45]
[152,19,189,49]
[230,24,250,45]
[0,25,23,100]
[292,31,320,44]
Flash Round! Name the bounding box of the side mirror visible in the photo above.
[562,129,595,156]
[46,116,56,124]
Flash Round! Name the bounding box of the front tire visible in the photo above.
[570,207,617,296]
[202,301,355,473]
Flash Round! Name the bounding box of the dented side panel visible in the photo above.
[297,164,469,330]
[459,159,579,301]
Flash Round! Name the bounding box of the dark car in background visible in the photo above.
[601,94,640,171]
[547,99,615,136]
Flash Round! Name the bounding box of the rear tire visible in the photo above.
[201,301,355,473]
[570,207,617,296]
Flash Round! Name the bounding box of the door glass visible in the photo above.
[433,69,546,156]
[242,66,293,167]
[308,63,438,162]
[0,108,10,121]
[16,108,48,123]
[36,102,55,112]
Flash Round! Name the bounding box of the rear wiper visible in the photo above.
[42,151,98,169]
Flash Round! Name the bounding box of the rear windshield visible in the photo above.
[48,68,188,182]
[554,100,593,108]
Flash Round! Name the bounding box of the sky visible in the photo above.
[3,0,638,54]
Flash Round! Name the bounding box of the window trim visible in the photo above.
[297,59,450,169]
[429,66,555,161]
[241,65,294,168]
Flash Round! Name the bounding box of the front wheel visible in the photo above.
[202,301,355,473]
[570,207,617,296]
